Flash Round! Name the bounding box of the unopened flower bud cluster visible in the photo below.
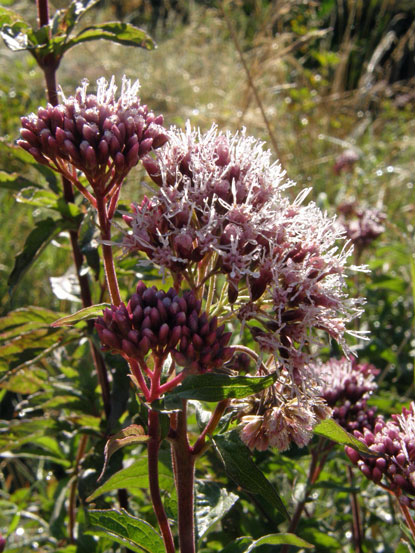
[346,403,415,508]
[95,281,232,373]
[18,76,167,196]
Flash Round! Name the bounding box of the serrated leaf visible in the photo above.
[87,457,174,502]
[213,430,289,520]
[86,509,165,553]
[99,425,149,481]
[314,419,374,455]
[0,306,63,334]
[0,366,48,394]
[8,216,82,295]
[165,373,277,405]
[0,326,67,374]
[64,22,156,52]
[51,303,111,327]
[242,533,313,552]
[195,480,239,540]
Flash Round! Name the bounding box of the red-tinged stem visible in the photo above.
[107,185,121,220]
[399,501,415,540]
[138,357,154,379]
[96,194,122,306]
[128,358,151,401]
[157,372,186,397]
[192,399,229,456]
[171,401,196,553]
[148,410,176,553]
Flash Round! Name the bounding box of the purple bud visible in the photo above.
[372,467,382,483]
[101,329,121,350]
[122,339,140,359]
[138,137,153,157]
[20,128,38,145]
[172,350,187,366]
[158,323,170,344]
[169,326,182,348]
[97,139,109,163]
[138,336,151,355]
[126,142,139,168]
[114,152,125,170]
[345,446,360,464]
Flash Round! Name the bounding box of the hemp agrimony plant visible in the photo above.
[5,1,414,552]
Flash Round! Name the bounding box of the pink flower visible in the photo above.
[312,357,379,432]
[123,124,364,380]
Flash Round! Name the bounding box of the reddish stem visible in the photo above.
[171,401,196,553]
[157,372,186,397]
[95,194,122,306]
[192,399,229,456]
[399,502,415,541]
[148,410,176,553]
[128,358,151,401]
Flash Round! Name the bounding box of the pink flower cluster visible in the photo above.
[346,403,415,508]
[124,124,363,380]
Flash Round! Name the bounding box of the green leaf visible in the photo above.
[64,22,156,52]
[195,480,239,541]
[99,425,149,481]
[87,457,174,502]
[242,533,313,552]
[314,419,374,455]
[0,171,38,191]
[51,0,100,38]
[0,306,63,334]
[51,303,111,327]
[0,18,30,50]
[301,527,341,550]
[7,216,82,295]
[165,373,277,405]
[86,509,165,553]
[212,430,289,520]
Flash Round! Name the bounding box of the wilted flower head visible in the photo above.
[236,368,332,452]
[346,403,415,508]
[123,123,364,382]
[95,281,232,373]
[18,76,167,198]
[312,357,379,432]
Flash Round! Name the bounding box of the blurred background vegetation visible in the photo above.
[1,0,415,551]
